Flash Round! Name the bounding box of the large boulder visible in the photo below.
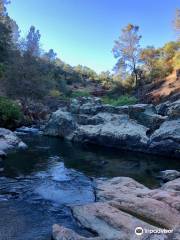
[44,109,77,140]
[73,115,149,152]
[0,128,27,153]
[157,100,180,120]
[149,120,180,157]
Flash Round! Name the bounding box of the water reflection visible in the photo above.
[3,134,180,188]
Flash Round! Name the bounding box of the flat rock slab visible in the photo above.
[52,224,101,240]
[53,177,180,240]
[72,202,170,240]
[95,177,150,201]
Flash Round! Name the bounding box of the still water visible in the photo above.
[0,132,180,239]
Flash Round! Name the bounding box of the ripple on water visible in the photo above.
[34,162,95,204]
[0,160,95,239]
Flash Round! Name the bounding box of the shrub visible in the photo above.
[0,97,22,129]
[102,95,137,106]
[71,90,90,98]
[173,51,180,69]
[49,89,61,98]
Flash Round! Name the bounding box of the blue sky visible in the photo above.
[8,0,179,73]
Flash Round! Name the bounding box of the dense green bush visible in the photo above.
[0,97,22,129]
[49,89,62,98]
[71,90,90,98]
[102,95,137,106]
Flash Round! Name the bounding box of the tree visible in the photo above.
[8,17,20,44]
[174,9,180,40]
[112,24,142,86]
[0,21,11,62]
[0,0,12,62]
[163,41,180,60]
[0,0,10,20]
[99,71,112,88]
[26,26,41,57]
[140,46,160,72]
[43,49,57,62]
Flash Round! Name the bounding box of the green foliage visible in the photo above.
[0,96,22,128]
[140,41,180,84]
[71,90,90,98]
[173,51,180,68]
[49,89,61,98]
[102,95,137,106]
[98,71,112,89]
[0,63,5,77]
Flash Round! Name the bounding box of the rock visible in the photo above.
[69,97,102,115]
[156,101,170,116]
[72,202,169,240]
[158,170,180,182]
[44,109,77,140]
[149,120,180,157]
[102,105,129,115]
[0,128,27,153]
[52,224,99,240]
[53,176,180,240]
[0,150,7,159]
[73,116,149,152]
[0,157,4,172]
[128,104,167,131]
[16,126,40,134]
[161,178,180,192]
[95,177,150,201]
[167,100,180,120]
[147,189,180,212]
[18,141,28,150]
[110,196,180,229]
[44,97,180,157]
[96,177,180,229]
[157,100,180,120]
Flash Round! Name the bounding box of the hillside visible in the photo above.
[140,71,180,104]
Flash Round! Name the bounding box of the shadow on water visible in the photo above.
[0,134,180,239]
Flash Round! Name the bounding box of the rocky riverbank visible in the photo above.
[44,97,180,158]
[52,175,180,240]
[0,128,27,172]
